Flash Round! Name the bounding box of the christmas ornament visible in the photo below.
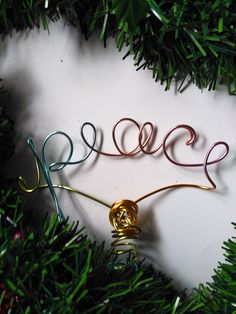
[18,118,229,267]
[12,230,24,241]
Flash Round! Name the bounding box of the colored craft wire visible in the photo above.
[80,118,229,162]
[109,199,141,266]
[19,119,230,264]
[18,128,97,221]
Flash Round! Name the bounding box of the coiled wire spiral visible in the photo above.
[109,200,141,265]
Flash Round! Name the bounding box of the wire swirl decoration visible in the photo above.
[109,199,141,266]
[18,118,229,266]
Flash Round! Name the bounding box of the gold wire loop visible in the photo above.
[18,155,41,193]
[109,200,138,228]
[109,200,141,263]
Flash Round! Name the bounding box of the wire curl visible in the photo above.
[18,119,230,264]
[81,118,229,165]
[109,200,141,265]
[18,130,96,221]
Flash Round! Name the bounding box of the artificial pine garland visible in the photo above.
[1,1,236,313]
[0,105,14,167]
[0,0,235,94]
[0,188,200,313]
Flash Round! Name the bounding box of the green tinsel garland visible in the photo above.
[1,1,236,313]
[0,0,235,94]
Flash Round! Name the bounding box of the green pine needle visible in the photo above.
[0,1,235,93]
